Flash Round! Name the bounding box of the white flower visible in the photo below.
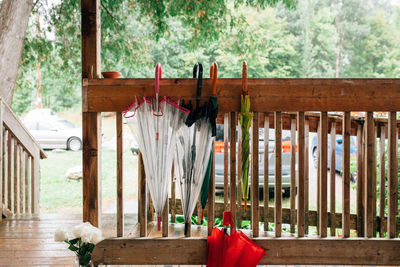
[91,229,103,245]
[80,226,93,243]
[54,228,68,242]
[72,222,92,238]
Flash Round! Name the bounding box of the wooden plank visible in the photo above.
[388,111,398,238]
[365,111,374,237]
[274,112,282,237]
[13,139,18,214]
[84,78,400,112]
[290,115,296,233]
[24,152,29,214]
[7,131,11,212]
[319,112,328,237]
[162,196,168,237]
[251,112,259,237]
[379,124,386,237]
[92,237,400,266]
[2,129,5,207]
[297,111,305,237]
[343,111,351,237]
[207,144,215,236]
[138,151,147,237]
[223,113,229,210]
[19,146,24,214]
[116,112,123,237]
[0,101,2,222]
[317,123,320,234]
[31,153,40,214]
[170,164,176,223]
[237,122,242,229]
[356,124,364,237]
[304,119,310,234]
[263,114,269,232]
[82,0,101,227]
[230,112,237,232]
[373,125,378,235]
[330,121,336,236]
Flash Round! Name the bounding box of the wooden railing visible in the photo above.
[84,78,400,266]
[0,98,46,221]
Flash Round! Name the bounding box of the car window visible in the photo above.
[38,122,53,131]
[24,121,37,131]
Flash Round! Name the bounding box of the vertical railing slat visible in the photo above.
[263,114,269,232]
[304,119,310,234]
[0,102,2,221]
[138,151,147,237]
[290,115,296,233]
[316,124,320,235]
[31,151,40,214]
[330,121,336,236]
[365,111,374,237]
[171,165,176,223]
[1,129,5,208]
[319,112,328,237]
[7,131,11,212]
[13,139,18,213]
[373,126,378,235]
[24,152,29,214]
[230,112,237,232]
[274,112,282,237]
[207,144,215,236]
[297,111,305,237]
[342,111,351,238]
[116,112,123,237]
[356,123,364,237]
[252,113,259,237]
[237,121,242,229]
[19,145,24,214]
[162,196,168,237]
[379,124,386,237]
[387,111,398,238]
[224,113,229,210]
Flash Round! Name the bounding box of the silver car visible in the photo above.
[214,126,296,197]
[24,119,82,151]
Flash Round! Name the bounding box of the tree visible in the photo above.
[0,0,34,105]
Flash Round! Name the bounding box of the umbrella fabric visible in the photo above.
[238,62,252,210]
[124,63,189,230]
[175,62,214,236]
[206,211,265,267]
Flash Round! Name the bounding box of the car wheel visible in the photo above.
[312,147,318,168]
[67,137,82,151]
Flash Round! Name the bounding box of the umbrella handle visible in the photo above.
[193,62,203,108]
[155,63,162,94]
[210,62,218,96]
[242,61,248,95]
[223,211,236,230]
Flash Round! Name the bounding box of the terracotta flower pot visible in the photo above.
[101,71,122,79]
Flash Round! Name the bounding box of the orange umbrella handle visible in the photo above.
[210,62,218,96]
[242,61,248,95]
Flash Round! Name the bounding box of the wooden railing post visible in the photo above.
[116,112,123,237]
[387,111,398,238]
[342,111,351,238]
[82,0,102,227]
[297,112,305,237]
[251,113,259,237]
[230,112,237,233]
[364,112,374,237]
[31,151,40,214]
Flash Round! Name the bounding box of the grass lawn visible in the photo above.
[40,148,138,214]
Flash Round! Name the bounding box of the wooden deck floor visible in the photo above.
[1,214,398,267]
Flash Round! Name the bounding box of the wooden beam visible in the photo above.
[84,78,400,112]
[92,237,400,266]
[388,112,398,238]
[297,112,305,237]
[274,112,282,237]
[365,112,374,237]
[342,112,351,237]
[81,0,101,227]
[319,112,328,237]
[116,112,123,237]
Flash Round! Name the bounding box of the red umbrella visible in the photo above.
[206,211,265,267]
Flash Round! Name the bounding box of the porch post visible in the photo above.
[81,0,101,227]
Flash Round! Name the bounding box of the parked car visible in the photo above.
[23,117,82,151]
[214,125,296,197]
[311,134,357,181]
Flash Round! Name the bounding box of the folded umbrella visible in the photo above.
[238,61,253,210]
[175,62,215,236]
[206,211,265,267]
[124,63,190,231]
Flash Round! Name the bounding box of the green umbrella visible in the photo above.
[238,61,252,210]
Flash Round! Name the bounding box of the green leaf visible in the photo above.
[69,238,79,245]
[68,244,78,251]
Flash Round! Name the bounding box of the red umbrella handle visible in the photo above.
[223,211,236,230]
[242,61,248,95]
[155,63,162,94]
[209,62,218,96]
